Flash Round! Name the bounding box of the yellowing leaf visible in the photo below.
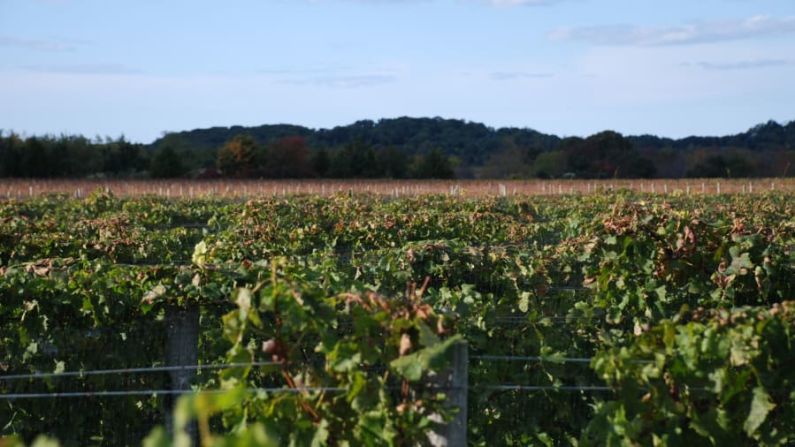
[192,241,208,267]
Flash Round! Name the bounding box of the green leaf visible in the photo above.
[417,321,440,347]
[391,336,462,382]
[744,386,775,436]
[391,356,424,381]
[30,436,61,447]
[141,427,170,447]
[311,418,330,447]
[729,251,753,275]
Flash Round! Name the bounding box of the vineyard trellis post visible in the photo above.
[428,340,468,447]
[165,305,200,443]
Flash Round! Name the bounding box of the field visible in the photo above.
[2,178,795,198]
[1,189,793,446]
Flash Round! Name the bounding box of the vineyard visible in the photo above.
[1,189,793,446]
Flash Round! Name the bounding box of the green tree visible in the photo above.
[0,132,23,177]
[349,141,380,177]
[328,140,382,178]
[312,148,330,177]
[150,146,185,178]
[414,148,454,179]
[686,154,754,178]
[532,150,568,179]
[564,131,655,178]
[377,147,408,178]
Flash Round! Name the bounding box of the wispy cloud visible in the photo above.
[323,0,567,6]
[0,35,78,52]
[485,0,566,5]
[257,65,351,75]
[549,15,795,46]
[262,63,401,88]
[277,73,397,88]
[21,64,143,74]
[687,59,795,70]
[490,71,553,80]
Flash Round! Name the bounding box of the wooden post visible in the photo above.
[165,306,200,443]
[428,341,468,447]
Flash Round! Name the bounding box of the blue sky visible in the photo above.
[1,0,794,143]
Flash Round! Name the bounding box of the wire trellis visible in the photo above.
[0,387,349,400]
[471,355,592,364]
[0,362,276,382]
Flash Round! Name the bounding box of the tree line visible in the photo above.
[0,131,454,179]
[1,117,793,179]
[214,135,453,179]
[0,133,149,178]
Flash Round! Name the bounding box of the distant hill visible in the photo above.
[152,117,561,165]
[152,117,795,164]
[627,120,795,152]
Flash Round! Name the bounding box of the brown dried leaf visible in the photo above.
[436,316,446,335]
[415,304,433,320]
[262,339,277,354]
[399,333,412,356]
[26,259,52,277]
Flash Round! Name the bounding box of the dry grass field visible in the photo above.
[1,178,793,199]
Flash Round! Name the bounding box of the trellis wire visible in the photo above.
[2,383,719,400]
[480,385,612,392]
[0,355,620,384]
[0,387,349,400]
[0,362,276,382]
[0,384,633,401]
[471,355,592,364]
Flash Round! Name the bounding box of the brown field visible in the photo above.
[0,178,793,199]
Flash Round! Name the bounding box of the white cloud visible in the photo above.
[485,0,563,5]
[689,59,795,70]
[0,35,77,52]
[550,15,795,46]
[21,64,142,75]
[276,74,397,88]
[490,71,553,80]
[324,0,567,6]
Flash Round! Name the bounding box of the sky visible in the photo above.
[1,0,794,143]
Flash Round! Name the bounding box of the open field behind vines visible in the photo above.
[1,178,794,199]
[1,190,793,446]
